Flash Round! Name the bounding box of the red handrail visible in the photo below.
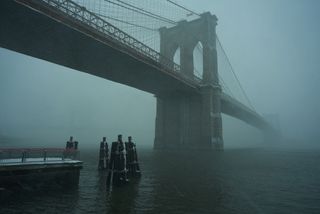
[0,148,75,153]
[0,148,79,163]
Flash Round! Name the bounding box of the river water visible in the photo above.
[1,147,320,214]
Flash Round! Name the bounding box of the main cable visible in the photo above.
[216,35,255,110]
[93,12,158,31]
[115,0,177,24]
[166,0,201,17]
[104,0,177,25]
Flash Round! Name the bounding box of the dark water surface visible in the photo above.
[1,147,320,214]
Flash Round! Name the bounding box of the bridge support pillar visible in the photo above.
[201,85,223,150]
[154,12,223,150]
[154,87,223,150]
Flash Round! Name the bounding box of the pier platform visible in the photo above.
[0,148,83,189]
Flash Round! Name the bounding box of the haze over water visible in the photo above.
[1,0,320,213]
[1,0,320,147]
[1,146,320,214]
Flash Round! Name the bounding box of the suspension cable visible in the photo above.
[166,0,201,17]
[216,35,255,110]
[115,0,177,24]
[93,12,157,31]
[104,0,177,25]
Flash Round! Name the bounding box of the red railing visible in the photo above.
[0,148,79,164]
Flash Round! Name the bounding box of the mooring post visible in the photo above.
[98,137,108,170]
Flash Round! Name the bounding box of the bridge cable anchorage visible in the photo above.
[216,35,256,111]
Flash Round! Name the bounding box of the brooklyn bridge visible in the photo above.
[0,0,274,150]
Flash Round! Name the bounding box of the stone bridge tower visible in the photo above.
[154,12,223,150]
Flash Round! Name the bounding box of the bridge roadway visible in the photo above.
[0,0,271,130]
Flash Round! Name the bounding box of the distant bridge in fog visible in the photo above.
[0,0,273,149]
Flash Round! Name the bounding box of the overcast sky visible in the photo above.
[179,0,320,144]
[0,0,319,148]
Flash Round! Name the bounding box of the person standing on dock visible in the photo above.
[65,136,78,159]
[107,134,129,186]
[98,137,109,170]
[125,136,141,177]
[66,136,74,149]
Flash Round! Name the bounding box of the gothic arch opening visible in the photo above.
[193,42,203,79]
[173,46,181,69]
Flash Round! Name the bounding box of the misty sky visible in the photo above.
[180,0,320,144]
[1,0,320,148]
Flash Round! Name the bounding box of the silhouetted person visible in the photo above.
[107,134,128,186]
[65,136,78,159]
[66,136,74,149]
[125,136,141,177]
[98,137,109,170]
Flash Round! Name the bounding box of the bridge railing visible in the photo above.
[0,148,79,164]
[23,0,200,86]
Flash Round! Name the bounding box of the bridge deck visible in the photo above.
[0,0,271,131]
[0,0,198,95]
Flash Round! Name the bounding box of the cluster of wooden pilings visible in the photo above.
[98,135,141,187]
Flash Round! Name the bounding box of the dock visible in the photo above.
[0,148,83,189]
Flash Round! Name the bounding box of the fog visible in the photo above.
[0,50,156,148]
[1,0,320,149]
[180,0,320,147]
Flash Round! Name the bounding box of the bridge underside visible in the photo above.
[0,0,272,150]
[153,91,271,150]
[0,0,197,95]
[221,93,271,130]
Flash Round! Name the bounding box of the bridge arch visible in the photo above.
[193,41,204,79]
[159,12,218,84]
[173,46,181,68]
[0,0,272,151]
[156,12,224,150]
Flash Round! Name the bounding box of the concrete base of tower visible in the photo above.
[212,138,224,150]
